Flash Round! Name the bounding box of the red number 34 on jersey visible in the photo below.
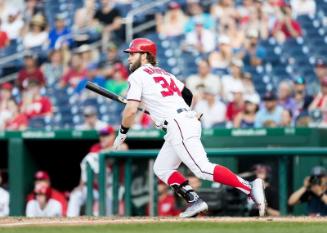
[153,76,181,97]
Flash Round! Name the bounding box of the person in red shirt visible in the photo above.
[272,3,302,43]
[0,19,9,49]
[16,53,46,90]
[27,171,68,216]
[0,82,16,130]
[5,100,28,131]
[156,180,179,216]
[59,53,87,88]
[226,83,245,123]
[20,79,53,119]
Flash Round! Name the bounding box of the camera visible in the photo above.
[309,175,322,186]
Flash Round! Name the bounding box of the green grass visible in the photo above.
[1,222,327,233]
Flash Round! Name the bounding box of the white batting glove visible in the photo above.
[113,131,127,150]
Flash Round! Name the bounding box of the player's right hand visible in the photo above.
[113,131,127,150]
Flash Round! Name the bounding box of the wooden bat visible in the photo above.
[85,81,149,114]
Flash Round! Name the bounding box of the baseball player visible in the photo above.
[113,38,266,217]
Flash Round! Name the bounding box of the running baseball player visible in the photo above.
[113,38,266,217]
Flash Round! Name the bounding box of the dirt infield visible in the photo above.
[0,217,326,227]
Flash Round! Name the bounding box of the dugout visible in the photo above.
[3,128,327,216]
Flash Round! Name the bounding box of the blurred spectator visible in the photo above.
[73,0,99,45]
[185,59,221,103]
[105,63,129,96]
[156,1,187,37]
[20,79,53,119]
[0,0,16,24]
[293,77,313,125]
[194,86,226,128]
[0,171,9,216]
[41,49,65,87]
[255,92,286,127]
[75,44,98,68]
[245,0,269,40]
[233,94,260,128]
[68,126,127,216]
[93,0,123,49]
[290,0,316,18]
[185,1,215,33]
[152,180,179,216]
[75,105,108,130]
[242,72,258,100]
[27,171,68,216]
[277,80,297,115]
[219,20,245,51]
[184,19,215,54]
[59,53,87,88]
[309,77,327,125]
[248,164,280,216]
[0,82,15,130]
[26,183,62,217]
[5,100,28,131]
[23,14,48,49]
[0,19,9,48]
[311,59,327,95]
[2,8,24,41]
[48,13,72,50]
[288,166,327,216]
[272,3,302,43]
[239,29,266,67]
[16,53,46,90]
[22,0,44,24]
[222,58,244,101]
[74,63,106,95]
[210,0,237,30]
[208,35,233,74]
[225,82,245,123]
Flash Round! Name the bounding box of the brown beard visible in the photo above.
[129,55,142,72]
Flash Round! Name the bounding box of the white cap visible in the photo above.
[218,35,231,45]
[245,94,260,104]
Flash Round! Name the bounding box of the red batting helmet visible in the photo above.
[124,38,157,57]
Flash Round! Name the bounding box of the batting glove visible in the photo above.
[113,126,129,150]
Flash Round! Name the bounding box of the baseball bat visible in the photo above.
[85,81,149,114]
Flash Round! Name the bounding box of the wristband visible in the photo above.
[120,125,129,134]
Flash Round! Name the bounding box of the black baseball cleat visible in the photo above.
[179,198,208,218]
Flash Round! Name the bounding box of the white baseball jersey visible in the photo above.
[26,199,62,217]
[126,64,189,124]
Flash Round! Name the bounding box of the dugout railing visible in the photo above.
[86,148,327,217]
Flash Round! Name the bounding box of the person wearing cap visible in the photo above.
[255,92,286,128]
[75,105,108,131]
[292,77,313,123]
[193,86,226,128]
[68,126,128,216]
[225,82,245,123]
[221,58,244,102]
[22,14,48,49]
[309,77,327,125]
[186,59,221,103]
[26,170,68,216]
[288,166,327,216]
[234,94,260,128]
[156,1,188,37]
[0,170,9,216]
[184,17,215,54]
[239,29,266,67]
[20,79,53,119]
[48,13,72,49]
[277,80,297,116]
[0,82,16,130]
[16,52,46,90]
[208,35,233,73]
[26,183,62,217]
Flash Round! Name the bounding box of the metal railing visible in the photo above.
[86,147,327,217]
